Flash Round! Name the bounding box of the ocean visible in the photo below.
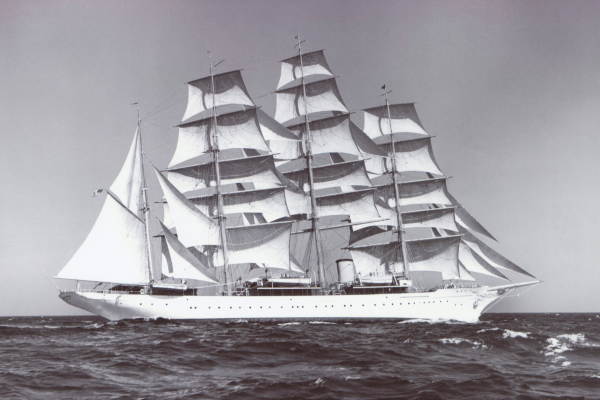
[1,314,599,399]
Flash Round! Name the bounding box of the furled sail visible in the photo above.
[170,108,270,168]
[159,221,218,283]
[154,167,220,247]
[167,154,283,193]
[277,50,334,90]
[287,114,363,157]
[275,78,349,124]
[363,103,428,139]
[349,236,462,279]
[182,70,255,122]
[57,193,150,284]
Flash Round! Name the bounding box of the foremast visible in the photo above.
[207,52,232,296]
[296,36,327,291]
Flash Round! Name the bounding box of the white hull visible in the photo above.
[59,284,525,323]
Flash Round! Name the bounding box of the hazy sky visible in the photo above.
[2,0,600,316]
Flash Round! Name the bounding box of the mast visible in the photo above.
[383,90,410,280]
[296,36,327,291]
[138,108,155,283]
[208,52,232,296]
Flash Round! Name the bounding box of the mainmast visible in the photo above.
[383,90,410,280]
[138,108,155,283]
[208,52,232,296]
[296,36,327,291]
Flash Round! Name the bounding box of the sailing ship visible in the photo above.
[56,39,539,322]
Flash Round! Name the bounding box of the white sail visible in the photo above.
[317,190,380,219]
[275,79,348,124]
[277,50,334,90]
[288,115,363,158]
[57,194,150,284]
[109,128,143,215]
[186,188,290,223]
[160,221,218,283]
[154,167,219,247]
[458,242,509,280]
[283,160,373,193]
[375,177,453,207]
[170,109,270,168]
[182,70,255,122]
[457,263,476,281]
[256,108,301,161]
[363,103,429,139]
[377,137,443,176]
[211,223,293,271]
[167,155,283,193]
[349,236,461,279]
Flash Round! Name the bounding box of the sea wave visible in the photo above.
[1,314,600,399]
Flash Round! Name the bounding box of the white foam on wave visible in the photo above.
[477,327,501,333]
[309,321,336,325]
[398,318,473,325]
[278,322,301,326]
[544,332,587,367]
[502,329,530,339]
[439,337,488,349]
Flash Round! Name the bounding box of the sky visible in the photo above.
[2,0,600,316]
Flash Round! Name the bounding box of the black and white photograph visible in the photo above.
[1,1,599,398]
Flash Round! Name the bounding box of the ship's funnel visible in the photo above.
[336,259,356,283]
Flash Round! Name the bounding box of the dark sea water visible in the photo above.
[1,314,599,400]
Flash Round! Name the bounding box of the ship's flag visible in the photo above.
[92,189,103,197]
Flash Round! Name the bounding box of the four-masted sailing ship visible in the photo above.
[56,39,539,322]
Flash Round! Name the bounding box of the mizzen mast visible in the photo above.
[383,89,410,280]
[138,108,156,283]
[208,52,232,296]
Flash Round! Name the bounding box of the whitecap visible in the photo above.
[502,329,530,339]
[309,321,335,325]
[477,327,501,333]
[278,322,301,326]
[439,337,488,349]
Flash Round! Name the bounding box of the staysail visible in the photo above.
[58,129,151,284]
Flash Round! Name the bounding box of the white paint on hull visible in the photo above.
[59,287,504,323]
